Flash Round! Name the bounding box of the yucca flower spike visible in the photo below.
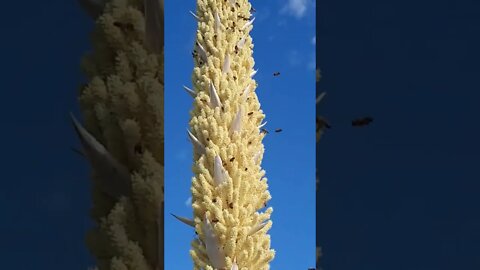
[76,1,164,268]
[184,0,275,269]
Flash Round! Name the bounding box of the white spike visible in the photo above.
[196,41,208,62]
[189,10,199,20]
[250,69,258,77]
[222,53,231,74]
[209,82,222,108]
[183,85,196,97]
[241,17,255,30]
[253,151,262,164]
[70,113,131,199]
[171,213,195,227]
[187,129,206,155]
[213,156,228,186]
[236,35,246,49]
[241,84,250,103]
[231,260,239,270]
[214,12,221,33]
[248,221,268,235]
[230,107,243,134]
[258,121,267,129]
[203,214,226,269]
[316,92,326,104]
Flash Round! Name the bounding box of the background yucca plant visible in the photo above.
[72,0,164,269]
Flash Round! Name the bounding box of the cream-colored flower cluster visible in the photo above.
[178,0,275,269]
[73,0,164,269]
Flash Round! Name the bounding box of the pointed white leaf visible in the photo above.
[70,113,131,198]
[209,82,222,108]
[241,84,250,103]
[237,35,246,49]
[250,69,258,77]
[187,129,206,155]
[241,17,255,30]
[203,214,226,269]
[189,10,199,21]
[171,213,195,227]
[248,221,268,235]
[231,261,239,270]
[183,85,196,97]
[222,53,231,74]
[230,107,243,134]
[258,121,267,129]
[196,41,208,62]
[214,12,221,33]
[253,151,262,164]
[214,156,227,186]
[316,92,326,104]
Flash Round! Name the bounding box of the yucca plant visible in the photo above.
[171,0,275,269]
[72,0,164,269]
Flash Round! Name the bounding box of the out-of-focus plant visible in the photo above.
[72,0,164,269]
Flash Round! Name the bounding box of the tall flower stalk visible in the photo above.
[174,0,275,269]
[73,0,164,269]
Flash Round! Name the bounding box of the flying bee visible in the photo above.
[273,72,280,76]
[274,128,282,133]
[352,116,374,127]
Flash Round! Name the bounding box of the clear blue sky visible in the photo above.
[317,0,480,269]
[165,0,316,269]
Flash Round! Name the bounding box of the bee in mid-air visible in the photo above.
[351,116,374,127]
[273,72,281,77]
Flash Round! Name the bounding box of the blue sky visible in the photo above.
[317,0,480,269]
[165,0,316,269]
